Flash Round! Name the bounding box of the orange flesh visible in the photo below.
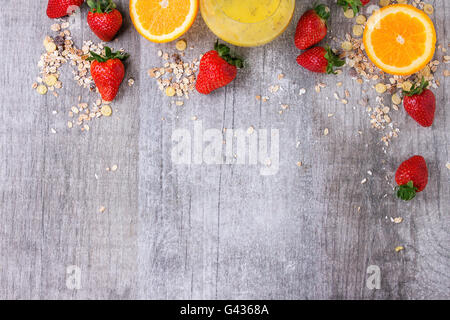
[134,0,191,36]
[370,12,427,68]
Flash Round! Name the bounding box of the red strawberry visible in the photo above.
[403,78,436,127]
[294,4,330,50]
[196,42,243,95]
[395,155,428,201]
[87,0,123,42]
[89,47,129,102]
[47,0,84,19]
[296,47,345,74]
[337,0,370,15]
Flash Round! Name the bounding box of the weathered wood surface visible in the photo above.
[0,0,448,300]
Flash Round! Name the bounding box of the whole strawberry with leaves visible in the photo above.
[294,4,330,50]
[395,155,428,201]
[87,0,123,42]
[196,41,244,95]
[89,47,129,102]
[47,0,84,19]
[403,77,436,127]
[337,0,370,15]
[296,47,345,74]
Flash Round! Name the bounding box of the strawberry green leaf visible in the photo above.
[324,47,345,74]
[214,40,244,69]
[88,46,129,62]
[314,4,331,22]
[403,77,429,96]
[337,0,363,15]
[396,181,418,201]
[87,0,116,13]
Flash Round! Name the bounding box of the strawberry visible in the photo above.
[395,155,428,201]
[337,0,370,15]
[296,47,345,74]
[47,0,84,19]
[294,4,330,50]
[403,77,436,127]
[87,0,123,42]
[88,47,129,102]
[195,41,243,95]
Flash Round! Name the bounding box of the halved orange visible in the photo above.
[363,4,436,76]
[130,0,198,43]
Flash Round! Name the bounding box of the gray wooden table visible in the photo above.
[0,0,448,300]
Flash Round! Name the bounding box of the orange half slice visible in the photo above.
[130,0,198,43]
[363,4,436,75]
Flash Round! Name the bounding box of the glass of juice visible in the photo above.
[200,0,296,47]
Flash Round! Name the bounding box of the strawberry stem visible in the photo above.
[396,181,418,201]
[403,77,429,96]
[87,0,116,13]
[337,0,363,15]
[324,47,345,74]
[88,46,129,62]
[214,40,244,68]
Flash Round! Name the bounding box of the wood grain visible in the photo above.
[0,0,448,299]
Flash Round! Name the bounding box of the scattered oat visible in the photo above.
[50,23,61,32]
[165,86,176,96]
[392,217,403,224]
[352,25,364,37]
[100,105,113,117]
[111,164,118,172]
[148,50,199,100]
[375,83,387,94]
[355,15,366,25]
[344,8,355,19]
[44,74,58,87]
[361,178,367,184]
[423,4,434,15]
[37,85,48,95]
[99,206,106,213]
[395,246,404,252]
[269,85,280,93]
[379,0,390,7]
[247,126,254,135]
[391,93,402,105]
[175,39,187,51]
[402,81,413,91]
[128,78,135,86]
[323,128,329,136]
[446,162,450,170]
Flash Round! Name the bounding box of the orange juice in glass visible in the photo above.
[200,0,295,47]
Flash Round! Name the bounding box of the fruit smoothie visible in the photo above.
[200,0,295,47]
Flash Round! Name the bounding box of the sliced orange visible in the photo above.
[363,4,436,76]
[130,0,198,43]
